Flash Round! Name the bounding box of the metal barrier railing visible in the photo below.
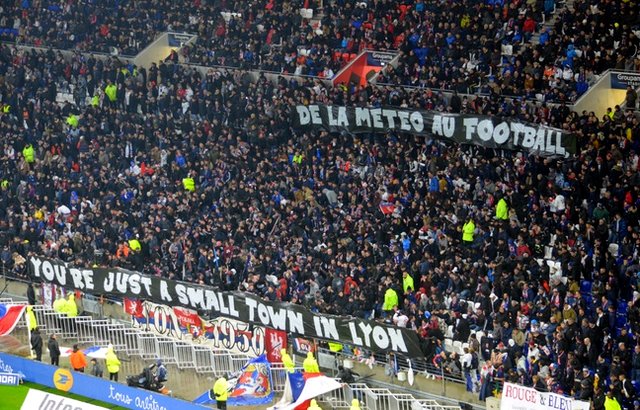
[24,303,253,376]
[122,328,142,356]
[0,298,25,305]
[317,381,358,409]
[74,316,96,344]
[88,319,113,346]
[107,323,129,350]
[157,337,177,365]
[416,402,466,410]
[331,383,462,410]
[38,309,63,334]
[174,341,196,370]
[269,365,305,393]
[193,345,216,373]
[140,333,160,360]
[12,300,460,410]
[317,347,467,386]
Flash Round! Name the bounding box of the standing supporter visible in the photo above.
[303,352,320,373]
[30,327,43,361]
[70,344,87,372]
[90,358,104,378]
[212,376,228,410]
[105,345,121,382]
[48,334,60,366]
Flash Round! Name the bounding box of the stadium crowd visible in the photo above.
[3,0,639,102]
[377,0,640,103]
[1,42,640,407]
[0,0,341,73]
[0,0,639,409]
[0,0,161,55]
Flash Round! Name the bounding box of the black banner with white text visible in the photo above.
[292,104,576,157]
[28,256,423,357]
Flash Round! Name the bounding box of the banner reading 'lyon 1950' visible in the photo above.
[292,104,576,158]
[125,299,267,357]
[28,256,423,357]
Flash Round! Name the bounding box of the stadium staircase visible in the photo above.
[526,0,574,51]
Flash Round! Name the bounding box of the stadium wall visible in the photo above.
[571,70,629,116]
[0,353,206,410]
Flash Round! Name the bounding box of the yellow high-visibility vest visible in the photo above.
[128,239,141,252]
[105,84,117,102]
[183,177,195,192]
[66,114,79,128]
[23,145,35,163]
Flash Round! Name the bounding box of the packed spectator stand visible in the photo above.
[3,0,638,99]
[377,0,640,104]
[1,0,640,409]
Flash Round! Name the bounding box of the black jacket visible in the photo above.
[592,392,605,410]
[337,367,359,384]
[30,330,43,352]
[48,337,60,358]
[27,285,36,305]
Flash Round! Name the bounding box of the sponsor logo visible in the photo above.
[0,372,20,385]
[53,368,74,391]
[369,52,395,63]
[107,385,168,410]
[0,358,15,373]
[20,389,107,410]
[611,73,640,89]
[615,74,640,82]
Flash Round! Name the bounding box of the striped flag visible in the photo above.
[0,304,26,336]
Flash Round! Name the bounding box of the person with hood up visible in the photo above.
[27,282,36,305]
[26,306,37,330]
[66,293,78,317]
[382,287,398,314]
[155,359,168,384]
[212,376,228,409]
[30,326,43,361]
[281,349,295,372]
[48,334,60,366]
[308,399,322,409]
[495,196,509,220]
[52,294,67,314]
[350,399,361,410]
[22,143,35,164]
[105,344,121,381]
[303,351,320,373]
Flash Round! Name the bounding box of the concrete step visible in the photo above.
[522,0,574,48]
